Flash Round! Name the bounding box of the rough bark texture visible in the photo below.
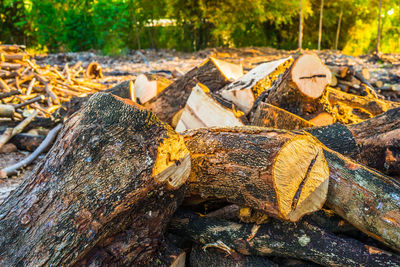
[324,148,400,252]
[306,107,400,175]
[169,210,400,267]
[183,127,330,222]
[325,87,400,117]
[190,244,278,267]
[64,80,133,117]
[145,58,232,124]
[251,102,314,130]
[0,92,191,266]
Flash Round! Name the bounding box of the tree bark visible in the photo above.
[251,102,314,130]
[326,87,399,117]
[169,210,400,266]
[323,148,400,252]
[183,127,330,222]
[0,92,191,266]
[145,58,241,124]
[306,107,400,175]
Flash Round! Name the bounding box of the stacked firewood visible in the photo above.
[0,51,400,266]
[0,44,110,175]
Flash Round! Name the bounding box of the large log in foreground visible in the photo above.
[183,127,330,222]
[0,93,191,266]
[183,126,400,252]
[169,210,400,266]
[145,57,242,124]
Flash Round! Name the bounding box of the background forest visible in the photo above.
[0,0,399,55]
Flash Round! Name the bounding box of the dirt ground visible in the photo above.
[1,47,399,203]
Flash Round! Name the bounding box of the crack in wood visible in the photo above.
[291,152,319,210]
[299,74,327,79]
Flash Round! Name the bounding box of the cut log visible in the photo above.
[250,102,314,130]
[184,126,400,251]
[259,54,332,119]
[134,73,172,104]
[175,83,245,132]
[190,244,278,267]
[0,92,191,266]
[308,112,334,126]
[326,88,400,119]
[145,57,242,124]
[0,103,15,118]
[219,57,293,114]
[322,148,400,252]
[86,62,103,79]
[307,107,400,175]
[169,209,400,266]
[183,127,330,222]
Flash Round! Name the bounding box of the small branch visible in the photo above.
[0,124,62,178]
[0,110,38,150]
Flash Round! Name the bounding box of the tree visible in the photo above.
[335,7,343,50]
[376,0,382,53]
[299,0,304,52]
[318,0,324,50]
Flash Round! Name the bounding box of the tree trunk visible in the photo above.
[260,54,332,120]
[183,127,330,222]
[307,107,400,175]
[376,0,382,53]
[0,92,191,266]
[218,57,293,114]
[335,8,343,50]
[299,0,303,52]
[318,0,324,51]
[145,58,242,124]
[175,83,245,132]
[169,210,400,266]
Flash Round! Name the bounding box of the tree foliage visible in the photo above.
[0,0,398,54]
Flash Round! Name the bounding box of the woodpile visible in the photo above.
[1,47,400,266]
[0,44,111,176]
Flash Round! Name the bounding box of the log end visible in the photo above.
[292,54,332,99]
[273,135,329,221]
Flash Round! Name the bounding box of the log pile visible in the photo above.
[1,48,400,266]
[0,44,111,175]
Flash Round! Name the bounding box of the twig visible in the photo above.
[0,110,38,150]
[0,90,21,100]
[13,95,45,109]
[0,124,62,178]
